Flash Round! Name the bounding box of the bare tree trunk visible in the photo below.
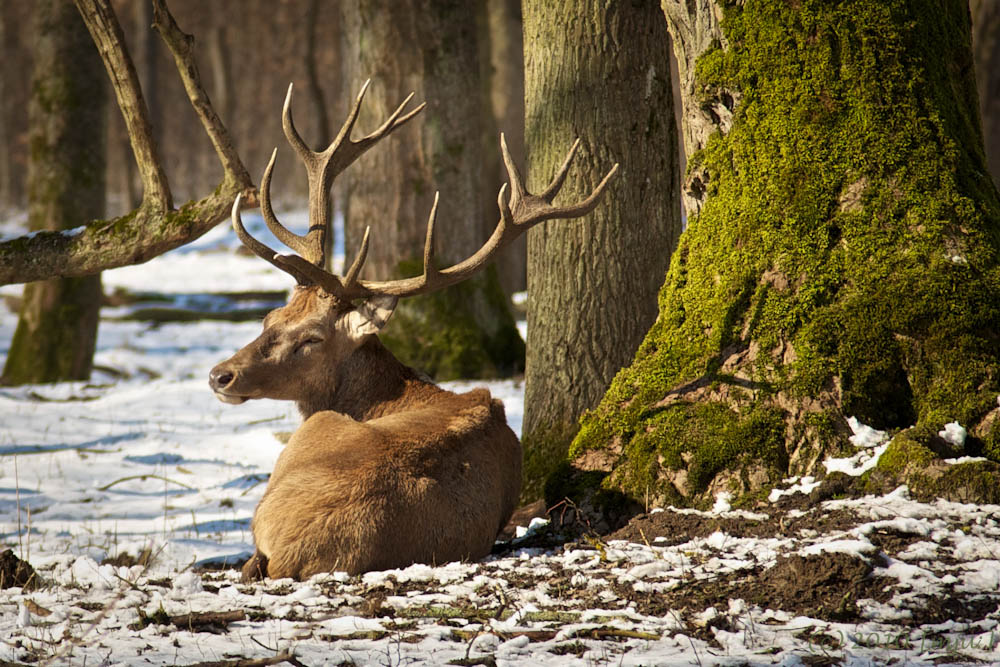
[972,0,1000,188]
[488,0,527,295]
[2,0,106,384]
[520,0,682,502]
[340,0,523,380]
[0,10,10,213]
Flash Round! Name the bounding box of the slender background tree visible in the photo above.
[338,0,523,380]
[2,0,106,384]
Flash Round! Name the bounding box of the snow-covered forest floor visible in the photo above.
[1,211,999,666]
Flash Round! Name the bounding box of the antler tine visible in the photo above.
[359,93,427,147]
[540,138,581,202]
[231,193,312,285]
[329,78,371,150]
[354,139,618,300]
[343,226,371,288]
[522,161,620,227]
[422,192,442,285]
[500,133,526,208]
[260,147,312,257]
[281,83,310,162]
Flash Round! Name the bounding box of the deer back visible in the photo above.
[251,387,520,577]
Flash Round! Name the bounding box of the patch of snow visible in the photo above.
[945,455,988,465]
[824,442,890,476]
[801,539,877,558]
[769,475,822,502]
[939,421,967,448]
[514,516,550,540]
[712,491,732,513]
[847,416,888,448]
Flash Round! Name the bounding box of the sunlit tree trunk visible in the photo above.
[2,0,106,384]
[520,0,682,502]
[557,0,1000,518]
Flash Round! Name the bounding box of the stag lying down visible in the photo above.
[209,80,617,581]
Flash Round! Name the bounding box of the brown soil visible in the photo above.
[0,549,39,590]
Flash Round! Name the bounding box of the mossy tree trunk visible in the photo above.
[520,0,682,503]
[2,0,106,385]
[972,0,1000,188]
[558,0,1000,515]
[339,0,523,380]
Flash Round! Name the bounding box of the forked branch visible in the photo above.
[0,0,256,286]
[151,0,253,191]
[73,0,172,211]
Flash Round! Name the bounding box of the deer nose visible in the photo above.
[209,367,235,391]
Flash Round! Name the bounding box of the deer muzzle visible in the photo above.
[209,365,248,404]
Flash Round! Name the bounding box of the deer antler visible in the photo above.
[311,133,618,301]
[234,82,618,301]
[234,79,425,274]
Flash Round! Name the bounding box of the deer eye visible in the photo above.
[294,337,324,354]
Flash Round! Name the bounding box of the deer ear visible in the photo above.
[345,295,399,339]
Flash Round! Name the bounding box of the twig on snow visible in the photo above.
[98,474,194,491]
[178,650,307,667]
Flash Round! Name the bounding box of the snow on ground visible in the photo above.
[1,211,1000,665]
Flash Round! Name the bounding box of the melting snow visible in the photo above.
[1,211,999,664]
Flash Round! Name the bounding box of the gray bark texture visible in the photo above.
[520,0,682,500]
[660,0,726,219]
[2,0,106,384]
[487,0,527,295]
[339,0,523,380]
[972,0,1000,188]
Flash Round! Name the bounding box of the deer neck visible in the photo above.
[296,336,443,422]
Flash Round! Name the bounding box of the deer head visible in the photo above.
[209,80,618,410]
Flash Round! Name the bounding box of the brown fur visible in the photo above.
[209,286,522,580]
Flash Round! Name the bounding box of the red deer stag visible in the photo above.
[210,80,618,581]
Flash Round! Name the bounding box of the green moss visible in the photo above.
[520,421,578,505]
[918,461,1000,504]
[983,424,1000,463]
[875,436,937,478]
[379,260,524,380]
[571,400,787,508]
[567,0,1000,509]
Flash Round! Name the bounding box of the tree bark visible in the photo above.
[558,0,1000,516]
[520,0,681,501]
[972,0,1000,188]
[0,9,9,212]
[339,0,523,380]
[487,0,527,296]
[2,0,106,384]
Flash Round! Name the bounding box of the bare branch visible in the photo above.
[150,0,252,190]
[0,188,257,286]
[73,0,172,211]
